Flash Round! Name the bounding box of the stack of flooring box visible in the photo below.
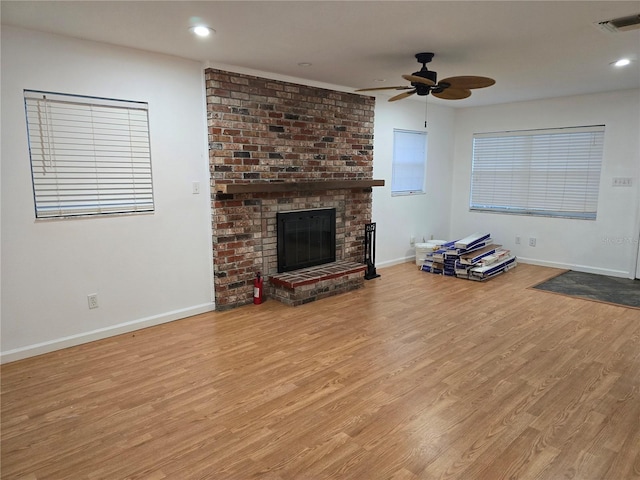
[420,232,517,281]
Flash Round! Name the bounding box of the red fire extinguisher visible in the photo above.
[253,272,264,305]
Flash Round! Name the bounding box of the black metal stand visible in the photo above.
[364,222,381,280]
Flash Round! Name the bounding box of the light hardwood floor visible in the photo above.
[2,262,639,479]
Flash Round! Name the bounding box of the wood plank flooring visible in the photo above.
[2,262,639,479]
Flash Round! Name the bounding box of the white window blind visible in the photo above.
[392,129,427,195]
[470,126,605,220]
[24,90,154,219]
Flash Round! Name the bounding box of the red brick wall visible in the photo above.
[206,68,375,309]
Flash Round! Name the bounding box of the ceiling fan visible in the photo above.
[356,52,495,101]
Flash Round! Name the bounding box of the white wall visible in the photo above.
[1,27,215,362]
[637,239,640,278]
[3,29,636,364]
[372,98,455,266]
[450,90,640,278]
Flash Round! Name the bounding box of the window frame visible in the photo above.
[469,125,605,220]
[24,89,154,220]
[391,129,427,196]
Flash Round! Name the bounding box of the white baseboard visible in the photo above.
[378,255,633,278]
[377,256,415,268]
[517,257,632,278]
[0,302,216,364]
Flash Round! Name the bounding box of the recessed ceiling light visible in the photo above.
[613,58,631,67]
[374,79,386,83]
[298,62,312,67]
[190,25,215,37]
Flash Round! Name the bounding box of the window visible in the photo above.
[392,129,427,195]
[470,126,604,220]
[24,90,154,219]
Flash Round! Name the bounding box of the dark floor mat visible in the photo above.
[532,270,640,309]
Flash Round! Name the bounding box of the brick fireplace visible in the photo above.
[206,68,377,309]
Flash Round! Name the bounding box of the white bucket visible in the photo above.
[415,240,447,265]
[415,243,433,266]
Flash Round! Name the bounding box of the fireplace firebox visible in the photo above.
[277,208,336,273]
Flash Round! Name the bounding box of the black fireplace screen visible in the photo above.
[277,208,336,273]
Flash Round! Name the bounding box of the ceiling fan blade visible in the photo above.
[439,76,495,89]
[355,86,415,92]
[432,88,472,100]
[389,90,417,102]
[402,74,435,86]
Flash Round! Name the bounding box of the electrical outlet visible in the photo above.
[88,294,99,309]
[515,236,521,245]
[529,237,537,247]
[410,236,415,247]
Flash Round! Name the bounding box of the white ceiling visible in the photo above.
[2,1,639,107]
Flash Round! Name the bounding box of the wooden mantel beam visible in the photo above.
[215,179,385,195]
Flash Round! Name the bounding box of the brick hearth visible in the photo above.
[206,68,375,309]
[268,261,367,306]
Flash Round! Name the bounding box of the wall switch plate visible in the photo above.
[515,236,521,245]
[410,236,415,247]
[612,177,632,187]
[192,181,201,194]
[529,237,537,247]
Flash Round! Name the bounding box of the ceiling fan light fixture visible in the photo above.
[355,52,495,103]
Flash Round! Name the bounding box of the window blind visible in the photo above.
[470,126,604,220]
[392,129,427,195]
[24,90,154,219]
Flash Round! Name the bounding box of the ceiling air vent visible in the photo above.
[595,13,640,33]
